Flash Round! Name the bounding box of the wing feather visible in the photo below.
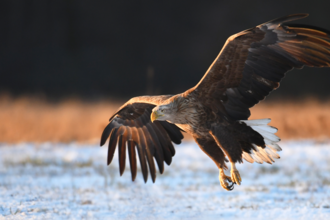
[127,140,137,181]
[158,121,184,145]
[143,128,157,183]
[118,128,128,176]
[100,122,115,146]
[154,122,176,156]
[107,127,119,165]
[136,127,149,182]
[190,14,330,120]
[151,122,174,165]
[100,96,184,183]
[145,123,165,173]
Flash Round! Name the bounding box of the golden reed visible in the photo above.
[0,95,330,143]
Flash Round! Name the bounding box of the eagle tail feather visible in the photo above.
[240,119,281,164]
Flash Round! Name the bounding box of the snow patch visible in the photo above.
[0,140,330,219]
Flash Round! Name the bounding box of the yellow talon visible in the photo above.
[230,163,241,185]
[219,168,234,191]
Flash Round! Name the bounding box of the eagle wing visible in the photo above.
[192,14,330,120]
[100,95,184,183]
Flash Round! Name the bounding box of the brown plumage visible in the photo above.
[100,14,330,190]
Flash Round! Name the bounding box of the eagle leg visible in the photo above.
[219,168,234,191]
[230,162,241,185]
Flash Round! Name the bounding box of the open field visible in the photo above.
[1,140,330,219]
[1,96,330,219]
[1,96,330,142]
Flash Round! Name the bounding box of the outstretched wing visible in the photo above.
[192,14,330,120]
[100,96,184,183]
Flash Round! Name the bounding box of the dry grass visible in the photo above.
[0,96,121,143]
[0,95,330,143]
[250,99,330,140]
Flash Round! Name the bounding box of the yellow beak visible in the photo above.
[150,111,163,122]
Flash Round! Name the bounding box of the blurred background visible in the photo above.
[1,0,330,142]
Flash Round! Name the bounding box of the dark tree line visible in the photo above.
[1,0,330,100]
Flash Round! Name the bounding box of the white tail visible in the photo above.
[240,118,281,164]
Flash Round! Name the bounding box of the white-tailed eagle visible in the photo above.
[100,14,330,190]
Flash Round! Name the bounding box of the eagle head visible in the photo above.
[150,104,176,122]
[151,96,191,123]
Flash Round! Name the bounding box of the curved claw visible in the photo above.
[219,170,235,191]
[226,181,235,191]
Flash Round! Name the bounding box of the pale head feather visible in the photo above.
[152,95,191,124]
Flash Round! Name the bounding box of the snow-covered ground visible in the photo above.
[0,140,330,220]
